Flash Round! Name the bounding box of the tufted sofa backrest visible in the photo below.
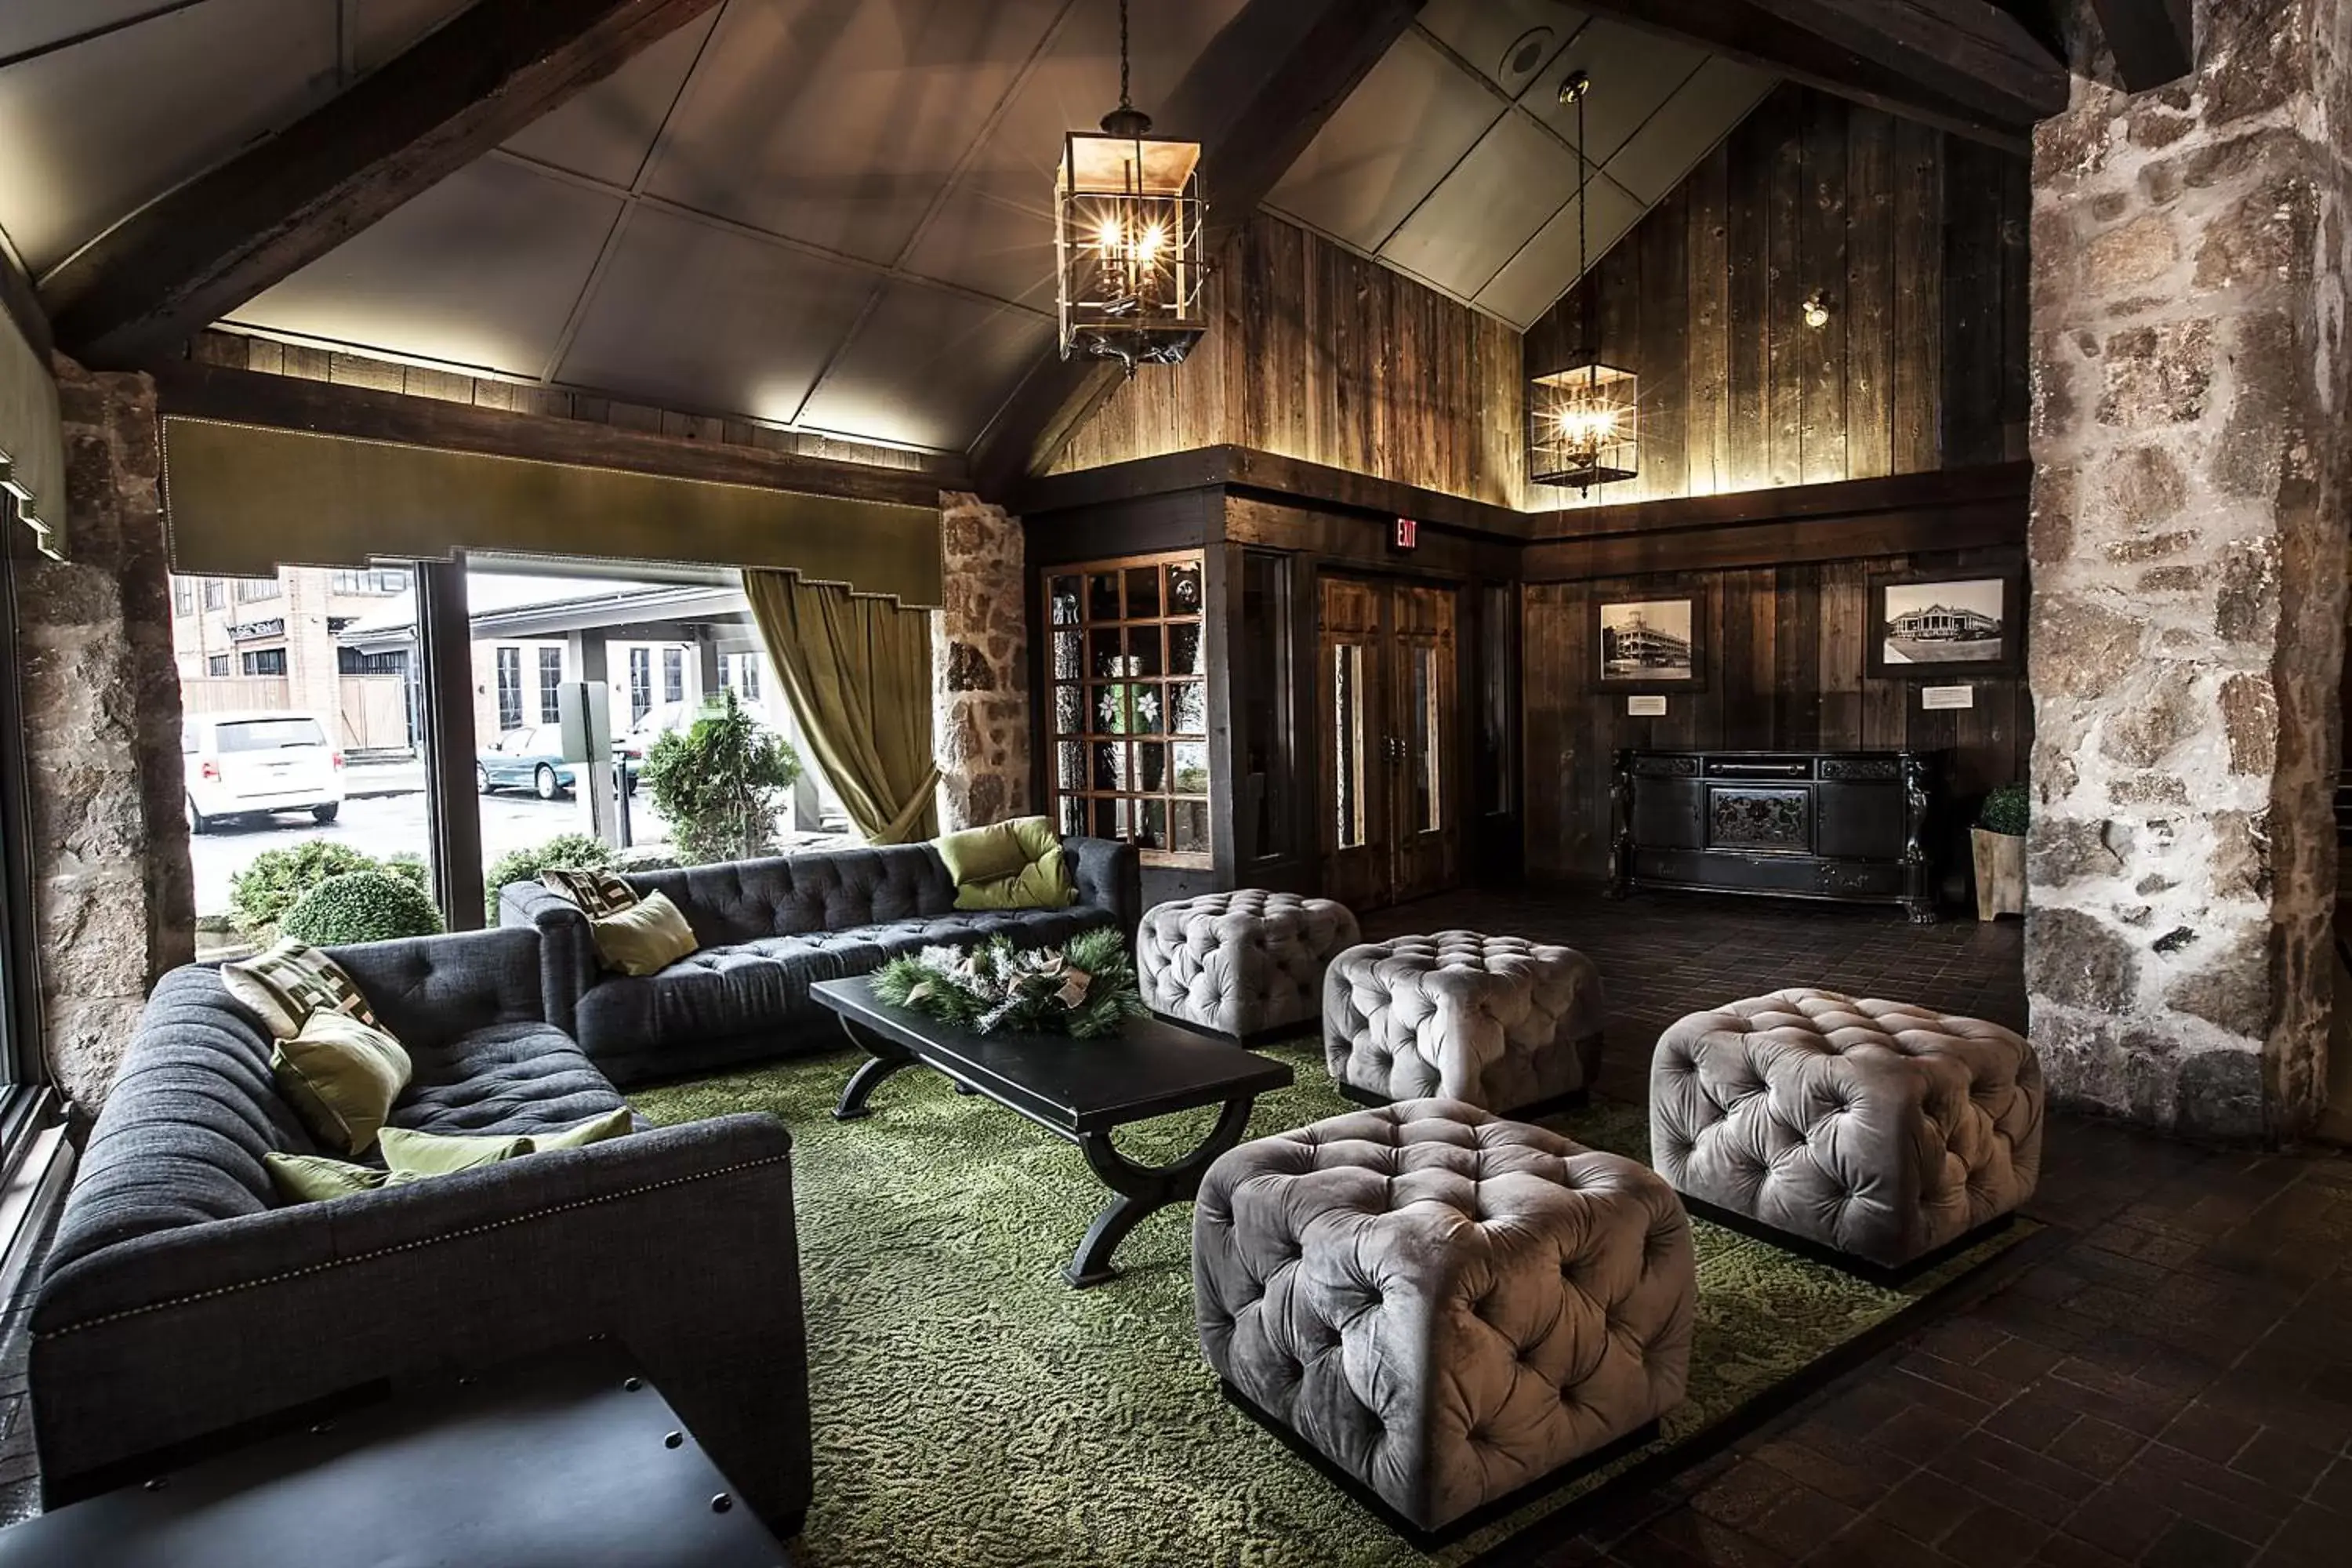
[622,844,957,946]
[42,927,548,1287]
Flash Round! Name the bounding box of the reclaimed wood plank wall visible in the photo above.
[1048,213,1526,510]
[1523,84,2030,508]
[1522,546,2030,885]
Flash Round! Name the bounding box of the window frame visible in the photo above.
[239,647,287,677]
[1040,550,1212,869]
[537,646,563,724]
[494,646,524,732]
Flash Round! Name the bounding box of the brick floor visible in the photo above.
[1356,890,2352,1568]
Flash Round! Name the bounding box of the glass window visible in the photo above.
[216,717,328,753]
[720,651,763,706]
[1412,646,1440,833]
[172,579,194,616]
[1333,643,1366,850]
[1043,551,1210,868]
[205,654,231,677]
[240,647,287,676]
[538,647,564,723]
[234,575,279,603]
[201,579,226,610]
[628,648,653,724]
[662,648,685,704]
[495,647,524,732]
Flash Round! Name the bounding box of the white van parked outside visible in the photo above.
[183,711,347,833]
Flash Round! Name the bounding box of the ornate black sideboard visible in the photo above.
[1606,750,1941,922]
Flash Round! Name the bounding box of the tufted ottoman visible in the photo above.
[1650,989,2045,1272]
[1324,933,1603,1113]
[1140,890,1361,1040]
[1195,1100,1693,1538]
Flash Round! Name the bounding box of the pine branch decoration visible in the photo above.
[871,931,1144,1040]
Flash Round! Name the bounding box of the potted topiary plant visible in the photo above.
[640,690,803,866]
[280,869,446,946]
[1973,782,2028,922]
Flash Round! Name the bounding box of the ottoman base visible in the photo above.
[1334,1080,1590,1120]
[1680,1193,2019,1287]
[1152,1010,1317,1048]
[1219,1381,1658,1551]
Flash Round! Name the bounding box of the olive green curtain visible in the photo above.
[745,569,940,844]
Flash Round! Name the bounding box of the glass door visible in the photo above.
[1318,576,1388,910]
[1317,575,1463,909]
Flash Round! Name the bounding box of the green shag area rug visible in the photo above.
[633,1041,2027,1567]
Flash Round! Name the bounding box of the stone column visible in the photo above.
[934,492,1033,830]
[2024,0,2350,1138]
[16,358,193,1109]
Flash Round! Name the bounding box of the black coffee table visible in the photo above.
[813,976,1294,1287]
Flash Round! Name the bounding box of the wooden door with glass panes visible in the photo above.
[1043,554,1212,867]
[1318,576,1461,909]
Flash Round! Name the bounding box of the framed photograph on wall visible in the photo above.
[1592,594,1707,694]
[1866,569,2022,679]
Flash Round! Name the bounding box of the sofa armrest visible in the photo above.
[1063,836,1141,938]
[31,1115,811,1530]
[499,881,597,1036]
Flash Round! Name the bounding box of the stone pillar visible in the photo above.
[2024,0,2350,1138]
[934,492,1033,830]
[16,358,193,1109]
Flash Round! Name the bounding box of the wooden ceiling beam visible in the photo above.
[1574,0,2063,150]
[41,0,723,371]
[154,361,956,510]
[2089,0,2196,90]
[967,0,1428,503]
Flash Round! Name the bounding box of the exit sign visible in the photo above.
[1392,516,1419,551]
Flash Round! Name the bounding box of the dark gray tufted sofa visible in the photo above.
[30,927,812,1534]
[1138,889,1360,1039]
[1195,1100,1694,1534]
[1650,989,2045,1270]
[501,837,1141,1084]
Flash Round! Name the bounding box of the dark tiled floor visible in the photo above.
[1363,889,2352,1568]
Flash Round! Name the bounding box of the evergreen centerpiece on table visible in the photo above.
[871,930,1142,1040]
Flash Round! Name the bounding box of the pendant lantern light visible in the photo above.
[1529,71,1639,491]
[1055,0,1208,373]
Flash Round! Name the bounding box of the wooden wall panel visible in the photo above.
[1524,82,2028,509]
[1522,545,2029,884]
[1051,213,1525,510]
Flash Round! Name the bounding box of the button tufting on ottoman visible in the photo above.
[1140,890,1361,1040]
[1324,932,1603,1113]
[1194,1099,1694,1536]
[1650,989,2045,1271]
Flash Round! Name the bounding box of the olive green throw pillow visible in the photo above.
[945,815,1077,912]
[264,1110,633,1205]
[270,1011,412,1156]
[589,891,699,976]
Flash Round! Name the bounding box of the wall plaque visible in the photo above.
[1920,685,1975,710]
[1626,695,1668,717]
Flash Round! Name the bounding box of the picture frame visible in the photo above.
[1865,569,2022,680]
[1592,593,1707,694]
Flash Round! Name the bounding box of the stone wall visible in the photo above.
[16,358,191,1109]
[933,492,1032,831]
[2025,0,2350,1138]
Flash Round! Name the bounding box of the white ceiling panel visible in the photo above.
[1475,172,1644,329]
[0,0,339,274]
[894,0,1244,308]
[800,281,1053,451]
[1523,19,1708,167]
[1382,112,1584,303]
[642,0,1068,269]
[503,9,720,189]
[1606,55,1777,203]
[1264,31,1504,254]
[230,158,622,376]
[555,204,879,424]
[1420,0,1585,95]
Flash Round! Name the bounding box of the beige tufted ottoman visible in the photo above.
[1195,1100,1693,1538]
[1650,989,2045,1272]
[1324,932,1604,1114]
[1140,890,1361,1040]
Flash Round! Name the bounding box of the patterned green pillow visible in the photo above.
[223,939,379,1040]
[540,867,641,918]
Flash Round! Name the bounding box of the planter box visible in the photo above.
[1971,826,2025,922]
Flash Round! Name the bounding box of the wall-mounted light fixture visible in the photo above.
[1802,291,1831,330]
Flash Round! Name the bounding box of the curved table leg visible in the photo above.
[832,1020,918,1121]
[1064,1096,1258,1288]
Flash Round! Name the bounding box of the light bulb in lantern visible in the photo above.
[1137,223,1164,259]
[1095,216,1123,253]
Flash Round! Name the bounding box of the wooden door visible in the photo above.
[1317,576,1462,909]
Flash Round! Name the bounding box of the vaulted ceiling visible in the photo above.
[0,0,1785,459]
